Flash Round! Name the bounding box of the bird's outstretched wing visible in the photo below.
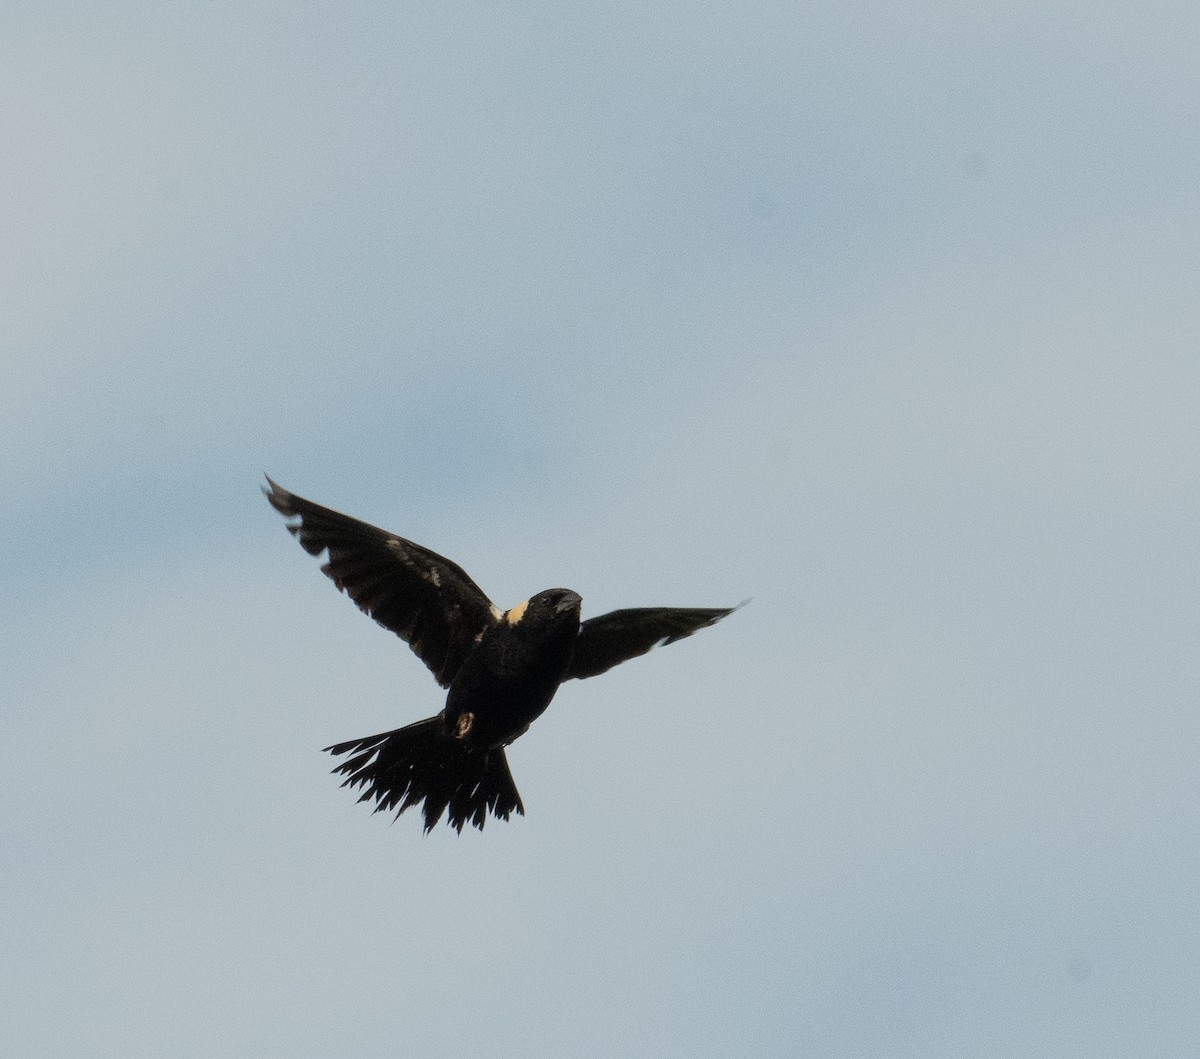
[264,478,499,687]
[564,605,739,680]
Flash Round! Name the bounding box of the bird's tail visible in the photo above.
[324,716,524,833]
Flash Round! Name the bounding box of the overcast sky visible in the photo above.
[4,3,1199,1056]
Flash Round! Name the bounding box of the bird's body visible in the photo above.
[265,478,737,832]
[444,591,582,749]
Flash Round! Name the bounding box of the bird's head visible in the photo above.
[504,588,583,629]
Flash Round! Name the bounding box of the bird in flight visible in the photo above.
[265,478,738,833]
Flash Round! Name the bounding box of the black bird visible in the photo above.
[265,478,738,833]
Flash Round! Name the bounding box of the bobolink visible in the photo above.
[265,478,737,832]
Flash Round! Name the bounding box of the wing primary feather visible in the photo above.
[264,477,499,686]
[565,603,742,680]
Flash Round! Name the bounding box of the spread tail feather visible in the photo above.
[325,716,524,833]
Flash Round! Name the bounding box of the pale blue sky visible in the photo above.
[4,3,1199,1056]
